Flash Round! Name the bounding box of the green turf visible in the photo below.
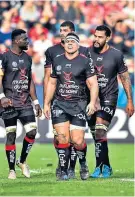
[0,143,134,196]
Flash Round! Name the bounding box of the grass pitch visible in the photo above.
[0,143,134,196]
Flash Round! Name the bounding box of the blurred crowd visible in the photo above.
[0,0,134,106]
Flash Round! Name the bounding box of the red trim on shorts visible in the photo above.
[25,136,35,143]
[5,145,16,151]
[54,143,70,148]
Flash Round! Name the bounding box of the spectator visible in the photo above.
[20,1,40,28]
[33,33,53,56]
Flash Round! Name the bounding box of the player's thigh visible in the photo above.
[18,107,37,133]
[70,115,86,145]
[4,116,18,133]
[95,105,116,139]
[53,121,70,144]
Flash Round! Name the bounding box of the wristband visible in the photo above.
[33,99,39,105]
[0,93,6,100]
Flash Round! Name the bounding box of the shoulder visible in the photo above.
[109,46,123,59]
[53,53,65,62]
[23,52,32,63]
[78,53,89,61]
[46,43,62,53]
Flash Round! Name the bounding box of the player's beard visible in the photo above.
[20,45,28,50]
[93,41,106,53]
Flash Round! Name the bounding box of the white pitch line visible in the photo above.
[120,178,135,182]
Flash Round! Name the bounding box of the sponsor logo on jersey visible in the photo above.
[19,59,24,63]
[65,64,71,68]
[97,57,103,61]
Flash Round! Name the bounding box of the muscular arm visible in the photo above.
[43,67,51,102]
[119,71,133,101]
[45,77,57,105]
[86,75,99,105]
[119,71,134,117]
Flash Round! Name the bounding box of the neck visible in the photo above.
[65,50,79,60]
[100,44,109,54]
[11,45,23,55]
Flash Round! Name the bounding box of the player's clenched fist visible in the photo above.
[1,97,12,108]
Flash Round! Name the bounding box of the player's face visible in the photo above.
[60,26,72,42]
[93,30,108,51]
[64,39,79,54]
[17,33,29,50]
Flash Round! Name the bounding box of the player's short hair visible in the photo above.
[60,21,75,31]
[65,32,79,43]
[95,25,111,37]
[11,29,26,41]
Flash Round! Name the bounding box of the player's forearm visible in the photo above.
[87,76,99,105]
[45,80,56,105]
[30,79,38,101]
[43,76,49,99]
[43,68,51,100]
[119,71,133,102]
[90,83,99,105]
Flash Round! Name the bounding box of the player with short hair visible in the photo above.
[44,21,90,179]
[88,25,134,178]
[0,29,42,179]
[44,32,99,180]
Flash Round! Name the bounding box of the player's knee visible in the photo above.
[72,136,84,147]
[95,124,108,139]
[6,131,16,145]
[26,129,37,139]
[57,133,69,144]
[24,122,37,139]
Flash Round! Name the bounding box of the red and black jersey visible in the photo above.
[1,50,32,108]
[51,53,95,101]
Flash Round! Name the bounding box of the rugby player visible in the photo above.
[43,21,90,179]
[0,29,42,179]
[88,25,134,178]
[44,32,99,180]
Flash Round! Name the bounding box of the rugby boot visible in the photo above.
[102,164,113,178]
[16,159,30,178]
[8,170,16,180]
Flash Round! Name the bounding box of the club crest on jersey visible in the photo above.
[95,65,103,74]
[63,71,72,81]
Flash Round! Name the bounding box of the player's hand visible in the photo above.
[1,97,12,108]
[35,104,42,117]
[86,102,97,116]
[125,100,134,117]
[44,104,51,119]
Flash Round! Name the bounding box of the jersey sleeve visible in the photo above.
[85,58,95,78]
[44,48,52,68]
[117,52,128,74]
[1,53,7,70]
[50,62,57,78]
